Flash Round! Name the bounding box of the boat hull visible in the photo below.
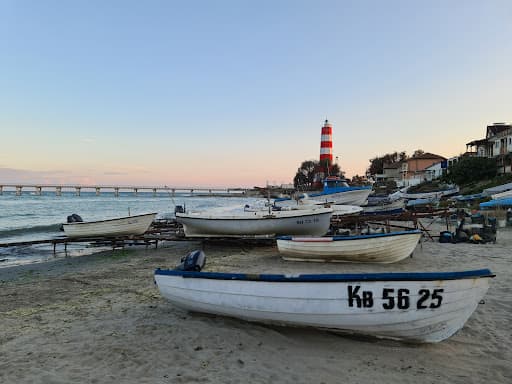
[277,231,422,263]
[62,213,157,238]
[176,208,333,237]
[361,199,406,215]
[154,269,493,343]
[276,188,372,207]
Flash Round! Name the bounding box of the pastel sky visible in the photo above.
[1,0,511,188]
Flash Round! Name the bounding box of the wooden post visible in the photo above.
[16,186,22,196]
[56,186,62,196]
[75,187,81,196]
[0,185,3,195]
[35,186,42,195]
[114,187,119,197]
[153,188,157,197]
[95,187,101,196]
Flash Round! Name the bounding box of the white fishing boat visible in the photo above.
[154,251,494,343]
[361,199,406,216]
[62,212,157,238]
[275,177,372,207]
[331,204,363,216]
[399,186,459,200]
[176,206,333,237]
[276,230,422,263]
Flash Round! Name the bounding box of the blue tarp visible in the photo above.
[479,198,512,209]
[452,193,486,201]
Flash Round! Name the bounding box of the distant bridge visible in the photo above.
[0,184,253,197]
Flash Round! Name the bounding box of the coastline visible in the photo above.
[1,224,511,383]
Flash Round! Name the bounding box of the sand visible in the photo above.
[1,221,511,384]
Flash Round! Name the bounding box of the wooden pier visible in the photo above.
[0,184,253,197]
[0,210,451,260]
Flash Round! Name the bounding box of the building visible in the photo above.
[466,123,512,174]
[402,153,447,186]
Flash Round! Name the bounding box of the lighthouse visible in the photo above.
[320,119,333,164]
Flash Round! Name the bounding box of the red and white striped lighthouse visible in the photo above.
[320,119,333,164]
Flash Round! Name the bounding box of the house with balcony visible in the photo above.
[466,123,512,174]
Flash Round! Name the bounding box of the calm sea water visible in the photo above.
[0,191,262,268]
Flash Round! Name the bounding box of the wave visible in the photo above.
[0,223,62,238]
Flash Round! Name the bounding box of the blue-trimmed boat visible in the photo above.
[276,230,422,263]
[154,253,494,343]
[361,199,406,216]
[275,177,372,207]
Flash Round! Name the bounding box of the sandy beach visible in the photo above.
[1,222,511,384]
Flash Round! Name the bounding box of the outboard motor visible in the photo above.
[67,213,83,223]
[175,250,206,272]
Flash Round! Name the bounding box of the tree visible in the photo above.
[412,149,425,157]
[293,160,317,190]
[368,151,406,175]
[442,157,497,185]
[293,159,344,190]
[351,175,366,185]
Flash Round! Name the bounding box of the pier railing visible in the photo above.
[0,184,252,197]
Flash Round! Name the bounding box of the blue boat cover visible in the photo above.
[155,268,493,282]
[480,198,512,209]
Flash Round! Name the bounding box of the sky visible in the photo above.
[1,0,512,188]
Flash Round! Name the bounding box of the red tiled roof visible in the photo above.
[409,152,446,161]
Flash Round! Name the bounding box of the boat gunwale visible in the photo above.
[155,268,494,283]
[277,230,422,242]
[176,208,333,221]
[62,212,158,226]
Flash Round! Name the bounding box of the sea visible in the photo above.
[0,191,263,268]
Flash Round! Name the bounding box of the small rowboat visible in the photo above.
[62,212,157,238]
[176,207,333,237]
[154,253,494,343]
[276,230,422,263]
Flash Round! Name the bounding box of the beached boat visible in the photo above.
[275,177,372,207]
[62,212,157,238]
[399,186,459,200]
[331,204,363,216]
[406,197,439,209]
[276,230,421,263]
[361,199,406,215]
[176,206,333,237]
[154,253,494,343]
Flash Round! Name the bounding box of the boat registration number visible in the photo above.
[347,285,444,310]
[296,218,320,225]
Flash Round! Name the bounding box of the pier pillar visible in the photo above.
[16,186,22,196]
[172,189,175,197]
[152,188,157,197]
[114,187,120,197]
[95,187,101,196]
[75,187,81,196]
[56,186,62,196]
[35,186,42,196]
[134,188,138,196]
[0,186,3,195]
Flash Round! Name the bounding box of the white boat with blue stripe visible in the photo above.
[276,230,422,263]
[275,177,372,207]
[154,252,494,343]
